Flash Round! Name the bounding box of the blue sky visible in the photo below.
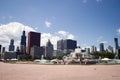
[0,0,120,50]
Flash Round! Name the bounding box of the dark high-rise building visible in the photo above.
[57,39,77,52]
[114,38,120,59]
[85,48,90,54]
[9,39,15,51]
[64,39,77,51]
[2,47,5,53]
[99,43,104,53]
[27,31,41,54]
[20,30,26,54]
[57,39,64,51]
[114,38,119,53]
[0,45,2,54]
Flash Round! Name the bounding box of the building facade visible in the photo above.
[30,46,43,59]
[99,43,104,53]
[114,38,119,53]
[2,47,5,53]
[0,45,2,54]
[9,39,15,51]
[20,30,26,54]
[91,46,97,53]
[57,39,77,53]
[0,45,2,59]
[64,39,77,52]
[45,40,53,59]
[57,39,64,51]
[4,51,16,60]
[1,47,5,59]
[85,48,90,54]
[27,31,41,54]
[107,45,113,53]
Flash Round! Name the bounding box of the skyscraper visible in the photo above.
[114,38,119,53]
[85,48,90,54]
[45,39,53,58]
[27,31,41,54]
[107,45,113,53]
[9,39,15,51]
[2,47,5,53]
[64,39,77,51]
[57,39,64,51]
[20,30,26,54]
[91,46,97,53]
[0,45,2,54]
[99,43,104,53]
[30,46,43,59]
[57,39,77,52]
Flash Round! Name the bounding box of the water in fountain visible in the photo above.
[40,55,49,64]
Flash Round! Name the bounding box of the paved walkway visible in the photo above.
[0,62,120,80]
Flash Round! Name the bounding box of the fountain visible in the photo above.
[40,55,49,64]
[62,47,83,64]
[34,55,49,64]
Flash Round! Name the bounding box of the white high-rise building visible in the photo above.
[91,46,97,53]
[45,40,53,59]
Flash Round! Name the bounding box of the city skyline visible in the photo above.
[0,0,120,50]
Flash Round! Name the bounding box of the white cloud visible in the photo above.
[58,31,67,37]
[45,21,52,28]
[67,34,74,39]
[82,0,102,3]
[57,30,75,40]
[41,31,75,49]
[41,33,52,46]
[0,22,75,50]
[117,28,120,34]
[100,41,108,44]
[0,22,35,51]
[81,43,91,49]
[41,30,75,49]
[96,0,102,2]
[41,33,61,49]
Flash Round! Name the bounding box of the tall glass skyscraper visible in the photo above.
[114,38,120,58]
[57,39,77,52]
[114,38,119,53]
[99,43,104,53]
[9,39,15,51]
[20,30,26,54]
[57,39,64,51]
[0,45,2,54]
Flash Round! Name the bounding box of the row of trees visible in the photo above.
[91,52,120,59]
[24,52,120,60]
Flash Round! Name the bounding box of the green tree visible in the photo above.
[23,54,32,61]
[91,52,115,59]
